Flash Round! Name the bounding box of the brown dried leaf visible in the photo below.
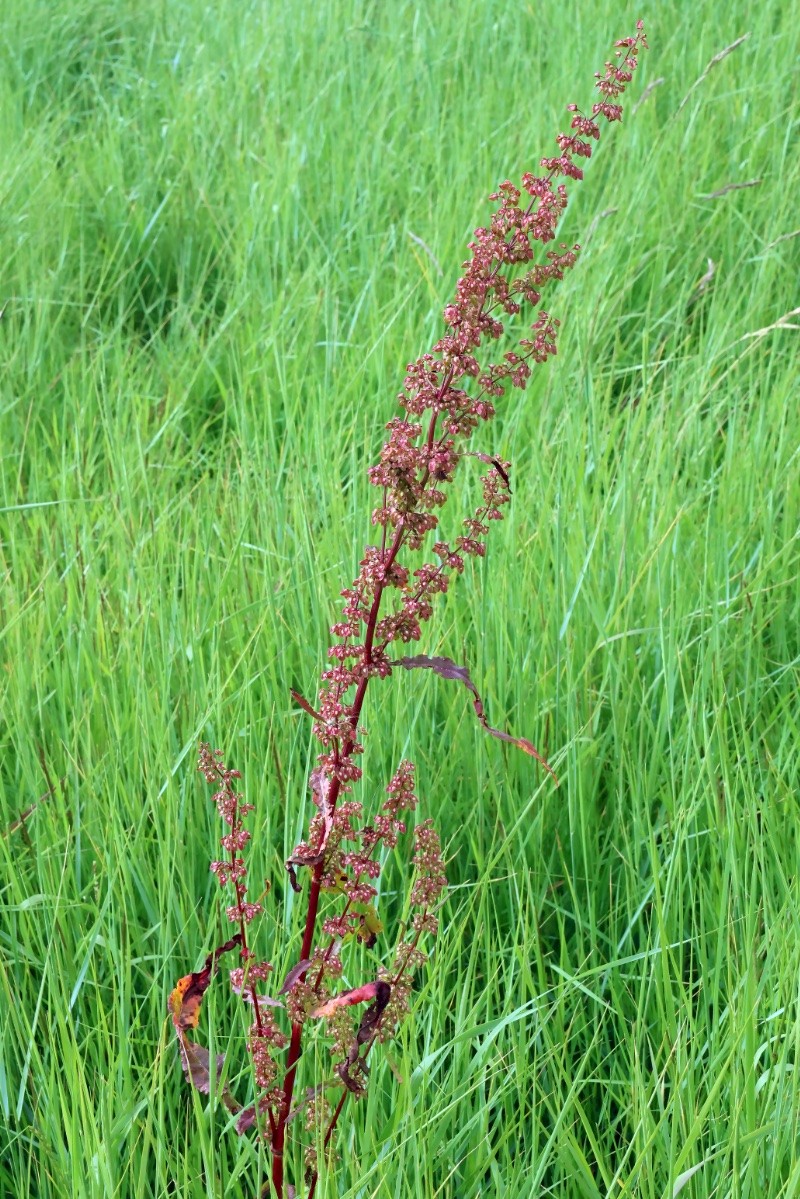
[177,1035,240,1114]
[285,849,325,893]
[464,451,512,492]
[229,979,283,1008]
[285,860,302,893]
[354,981,391,1044]
[168,934,244,1112]
[236,1103,258,1134]
[335,981,392,1096]
[309,766,334,848]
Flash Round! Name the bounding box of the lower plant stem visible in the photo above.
[270,567,392,1194]
[270,859,325,1195]
[271,487,436,1193]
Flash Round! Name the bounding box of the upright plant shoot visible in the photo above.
[168,24,647,1198]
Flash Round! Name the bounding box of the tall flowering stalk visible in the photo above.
[168,23,647,1199]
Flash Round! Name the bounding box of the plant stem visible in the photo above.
[272,269,497,1196]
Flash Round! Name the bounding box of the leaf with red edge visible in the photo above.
[395,654,558,783]
[310,980,389,1019]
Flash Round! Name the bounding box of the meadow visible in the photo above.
[1,1,798,1196]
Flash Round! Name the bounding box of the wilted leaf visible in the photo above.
[337,1057,368,1095]
[354,903,383,948]
[309,766,334,846]
[335,981,392,1096]
[285,849,324,894]
[178,1038,240,1114]
[229,979,283,1008]
[236,1105,257,1134]
[279,959,312,995]
[396,654,558,782]
[168,933,244,1113]
[284,768,333,889]
[353,981,391,1043]
[168,933,243,1032]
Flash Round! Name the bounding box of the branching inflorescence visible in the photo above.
[168,23,647,1198]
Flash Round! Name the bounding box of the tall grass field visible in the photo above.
[1,1,798,1196]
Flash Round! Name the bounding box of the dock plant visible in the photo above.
[168,22,648,1197]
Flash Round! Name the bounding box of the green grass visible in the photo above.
[1,0,798,1196]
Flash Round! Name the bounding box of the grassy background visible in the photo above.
[1,0,798,1196]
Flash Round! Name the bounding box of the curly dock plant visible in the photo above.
[168,23,648,1198]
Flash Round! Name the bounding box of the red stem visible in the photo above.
[272,243,513,1197]
[271,129,583,1194]
[271,521,407,1194]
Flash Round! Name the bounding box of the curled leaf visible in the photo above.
[337,1056,368,1095]
[464,451,513,493]
[354,981,391,1043]
[395,655,557,782]
[311,980,390,1020]
[285,849,324,894]
[168,933,243,1032]
[168,933,244,1113]
[336,981,392,1096]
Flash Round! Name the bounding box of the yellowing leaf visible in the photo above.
[168,933,244,1114]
